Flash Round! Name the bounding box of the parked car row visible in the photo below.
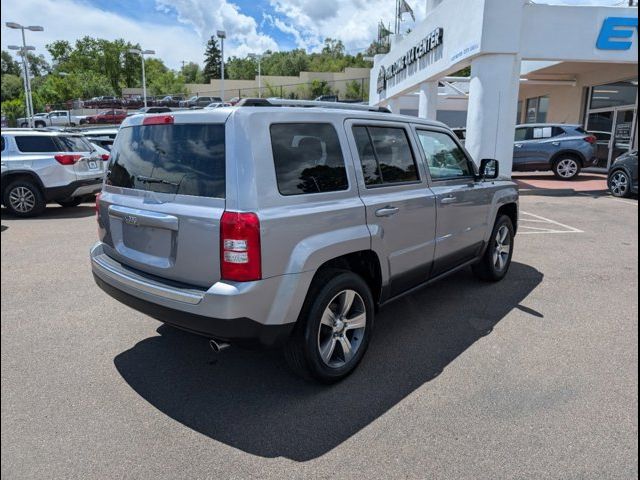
[17,110,88,128]
[81,95,222,109]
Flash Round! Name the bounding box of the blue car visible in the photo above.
[513,124,598,179]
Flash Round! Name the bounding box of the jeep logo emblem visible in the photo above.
[123,215,139,226]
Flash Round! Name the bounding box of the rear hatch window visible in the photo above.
[106,123,225,198]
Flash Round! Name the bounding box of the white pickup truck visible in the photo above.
[18,110,87,128]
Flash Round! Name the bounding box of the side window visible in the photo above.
[352,125,419,187]
[14,136,59,153]
[532,126,553,139]
[515,128,528,141]
[552,126,565,137]
[416,130,474,181]
[270,123,348,196]
[1,136,6,152]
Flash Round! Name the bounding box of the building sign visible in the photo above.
[596,17,638,50]
[377,27,444,93]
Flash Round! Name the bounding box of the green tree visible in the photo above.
[148,71,187,96]
[1,98,26,126]
[203,36,224,81]
[1,50,21,76]
[226,56,257,80]
[1,74,23,101]
[345,79,365,100]
[310,79,332,98]
[25,53,50,77]
[180,62,205,83]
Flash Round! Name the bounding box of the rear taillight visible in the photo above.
[584,135,597,144]
[54,154,82,165]
[220,211,262,282]
[143,115,174,126]
[101,154,110,161]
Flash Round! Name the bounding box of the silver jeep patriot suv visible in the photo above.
[91,103,518,383]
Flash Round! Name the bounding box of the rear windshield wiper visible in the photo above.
[135,175,179,187]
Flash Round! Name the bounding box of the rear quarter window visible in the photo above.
[270,123,348,195]
[106,123,225,198]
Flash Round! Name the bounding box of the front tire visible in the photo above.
[472,215,515,282]
[553,157,581,179]
[3,180,46,217]
[284,269,374,383]
[608,169,632,198]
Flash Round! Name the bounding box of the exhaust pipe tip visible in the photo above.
[209,338,231,353]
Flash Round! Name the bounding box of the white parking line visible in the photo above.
[577,192,638,206]
[518,211,583,235]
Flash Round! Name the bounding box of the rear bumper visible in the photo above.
[90,242,310,347]
[45,178,102,201]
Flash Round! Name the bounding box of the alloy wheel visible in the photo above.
[317,289,367,368]
[8,186,36,213]
[492,225,511,272]
[556,159,579,178]
[610,171,629,197]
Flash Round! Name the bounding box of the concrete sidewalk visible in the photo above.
[513,172,608,196]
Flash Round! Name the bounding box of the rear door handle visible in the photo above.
[440,196,457,204]
[515,144,523,148]
[551,141,560,146]
[375,206,399,217]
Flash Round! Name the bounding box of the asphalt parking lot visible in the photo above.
[1,192,637,480]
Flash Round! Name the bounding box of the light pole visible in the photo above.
[8,45,36,126]
[129,48,155,108]
[217,30,226,101]
[248,53,270,98]
[6,22,43,128]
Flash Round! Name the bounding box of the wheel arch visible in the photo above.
[313,250,383,307]
[550,149,586,167]
[1,171,45,199]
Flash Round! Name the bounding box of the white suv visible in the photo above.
[1,129,108,216]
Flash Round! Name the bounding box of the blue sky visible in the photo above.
[0,0,630,69]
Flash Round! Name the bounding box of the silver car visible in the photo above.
[1,129,108,216]
[513,123,598,179]
[91,105,519,382]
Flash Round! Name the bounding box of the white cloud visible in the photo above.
[154,0,279,57]
[0,0,279,69]
[268,0,427,52]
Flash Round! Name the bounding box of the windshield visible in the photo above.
[106,123,225,198]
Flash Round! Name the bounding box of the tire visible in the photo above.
[57,197,84,208]
[20,122,28,127]
[3,179,46,217]
[553,156,581,180]
[34,121,46,128]
[608,169,632,198]
[472,215,515,282]
[284,269,374,383]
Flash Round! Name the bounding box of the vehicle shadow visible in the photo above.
[114,262,543,461]
[0,204,95,220]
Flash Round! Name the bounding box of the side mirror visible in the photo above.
[479,158,499,180]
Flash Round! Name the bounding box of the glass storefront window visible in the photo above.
[525,96,549,123]
[516,101,523,124]
[589,80,638,110]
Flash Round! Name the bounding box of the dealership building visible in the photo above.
[369,0,638,174]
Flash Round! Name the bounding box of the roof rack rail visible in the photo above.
[236,97,391,113]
